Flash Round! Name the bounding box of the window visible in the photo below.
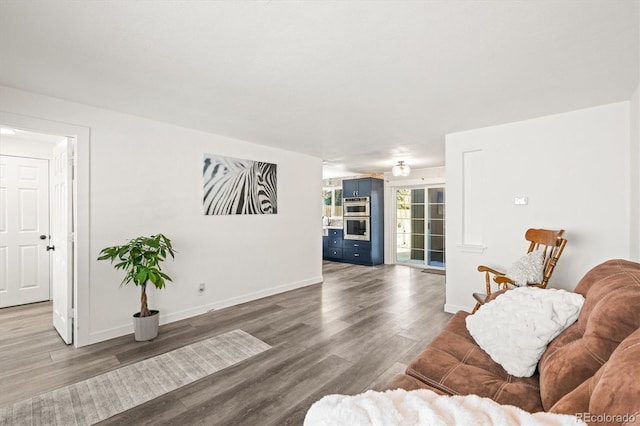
[322,188,343,217]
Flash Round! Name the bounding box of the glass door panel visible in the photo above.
[395,186,446,269]
[427,188,445,268]
[395,188,425,265]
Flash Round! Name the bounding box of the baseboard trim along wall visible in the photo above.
[444,303,471,315]
[88,276,323,345]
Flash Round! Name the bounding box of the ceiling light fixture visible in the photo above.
[392,161,411,177]
[0,128,17,135]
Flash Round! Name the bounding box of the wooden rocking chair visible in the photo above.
[471,228,567,314]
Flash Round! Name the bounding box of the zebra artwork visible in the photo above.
[203,154,278,215]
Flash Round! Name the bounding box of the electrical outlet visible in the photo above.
[199,283,205,295]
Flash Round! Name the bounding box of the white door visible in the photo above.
[0,155,51,308]
[51,138,73,344]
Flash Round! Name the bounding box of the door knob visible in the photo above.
[46,245,55,251]
[40,235,47,240]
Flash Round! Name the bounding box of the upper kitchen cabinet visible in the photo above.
[343,178,372,197]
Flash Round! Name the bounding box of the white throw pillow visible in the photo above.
[505,250,544,287]
[465,287,584,377]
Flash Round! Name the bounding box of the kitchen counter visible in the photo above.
[322,225,343,236]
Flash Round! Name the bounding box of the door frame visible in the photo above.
[384,176,445,268]
[0,112,90,348]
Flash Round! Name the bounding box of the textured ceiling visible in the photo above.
[0,1,638,177]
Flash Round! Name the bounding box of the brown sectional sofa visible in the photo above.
[388,259,640,424]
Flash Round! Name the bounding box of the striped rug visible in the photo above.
[0,329,271,425]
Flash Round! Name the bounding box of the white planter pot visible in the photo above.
[133,310,159,341]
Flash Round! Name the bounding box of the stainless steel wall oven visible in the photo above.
[344,216,370,240]
[343,197,370,217]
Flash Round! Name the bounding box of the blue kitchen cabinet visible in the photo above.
[326,177,383,266]
[342,240,372,265]
[343,178,372,197]
[323,229,344,260]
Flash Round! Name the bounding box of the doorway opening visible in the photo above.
[394,186,445,270]
[1,111,89,347]
[0,128,75,345]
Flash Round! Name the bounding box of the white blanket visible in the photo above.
[466,287,584,377]
[304,389,584,426]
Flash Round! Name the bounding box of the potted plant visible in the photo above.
[97,233,176,341]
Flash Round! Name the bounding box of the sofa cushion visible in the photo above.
[550,327,640,425]
[387,374,447,394]
[405,311,543,413]
[538,259,640,410]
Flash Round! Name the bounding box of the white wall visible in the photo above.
[631,84,640,261]
[0,137,57,159]
[445,102,630,313]
[0,85,323,346]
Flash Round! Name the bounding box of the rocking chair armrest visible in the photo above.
[486,288,508,303]
[477,265,505,276]
[527,283,546,289]
[494,275,515,286]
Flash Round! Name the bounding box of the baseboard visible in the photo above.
[444,303,471,314]
[206,275,323,313]
[87,276,323,346]
[88,324,134,345]
[159,275,323,325]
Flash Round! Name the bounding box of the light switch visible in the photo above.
[514,196,528,205]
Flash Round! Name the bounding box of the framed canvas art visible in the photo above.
[203,154,278,215]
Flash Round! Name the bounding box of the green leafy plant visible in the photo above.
[97,234,176,317]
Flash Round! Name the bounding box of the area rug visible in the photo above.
[0,329,271,425]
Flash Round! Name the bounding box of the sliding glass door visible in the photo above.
[427,188,445,268]
[395,187,445,269]
[396,188,424,265]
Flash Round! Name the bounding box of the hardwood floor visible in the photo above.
[0,261,451,425]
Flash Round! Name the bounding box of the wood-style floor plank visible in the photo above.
[0,261,452,424]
